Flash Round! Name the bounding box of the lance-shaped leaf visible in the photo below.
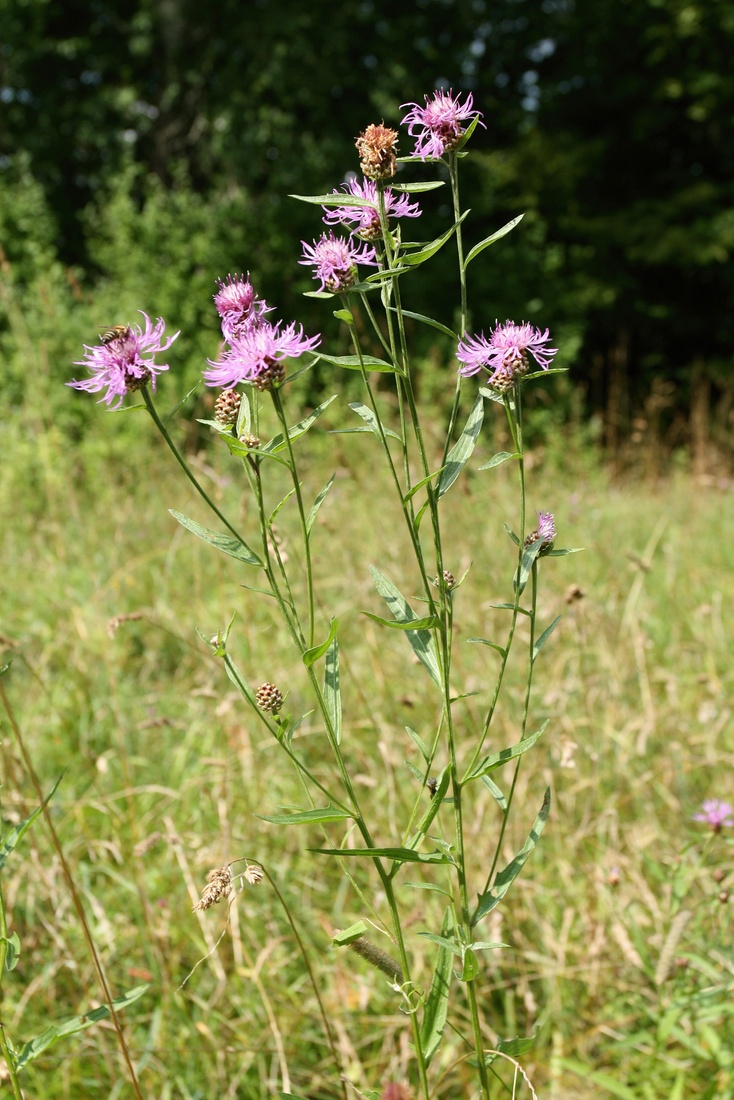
[406,725,430,762]
[463,722,549,783]
[13,986,148,1071]
[473,789,551,924]
[345,401,402,441]
[387,307,458,341]
[324,636,341,744]
[438,392,484,498]
[302,618,339,667]
[403,468,444,505]
[289,192,376,207]
[419,908,454,1064]
[258,805,353,825]
[478,450,520,471]
[515,537,545,595]
[306,474,335,534]
[261,395,337,454]
[369,566,442,689]
[391,181,446,193]
[170,511,261,566]
[533,616,562,662]
[400,210,470,267]
[362,612,439,631]
[0,774,62,873]
[310,846,452,864]
[464,214,524,269]
[406,768,449,849]
[316,353,397,373]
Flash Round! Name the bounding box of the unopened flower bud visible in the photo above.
[355,123,399,179]
[256,682,284,714]
[215,388,242,425]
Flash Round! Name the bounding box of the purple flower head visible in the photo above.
[457,321,558,388]
[693,800,734,833]
[400,89,485,160]
[69,313,179,409]
[300,231,378,293]
[204,319,321,390]
[214,273,272,340]
[524,509,556,551]
[322,177,421,239]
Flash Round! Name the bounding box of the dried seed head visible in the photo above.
[356,123,399,180]
[244,863,264,886]
[256,682,284,714]
[214,388,242,425]
[193,865,233,911]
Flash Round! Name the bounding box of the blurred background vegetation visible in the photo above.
[1,0,733,467]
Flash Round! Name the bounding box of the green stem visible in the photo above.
[0,889,23,1100]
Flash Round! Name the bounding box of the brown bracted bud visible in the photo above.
[355,123,399,180]
[254,359,286,391]
[215,388,242,425]
[193,865,233,911]
[256,681,284,714]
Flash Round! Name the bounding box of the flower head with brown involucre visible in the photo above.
[70,313,179,409]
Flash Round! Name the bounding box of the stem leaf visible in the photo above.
[369,567,443,689]
[361,611,439,631]
[464,214,524,269]
[400,210,470,267]
[480,775,507,811]
[346,401,402,441]
[516,537,544,594]
[310,846,452,864]
[533,615,562,661]
[391,181,446,193]
[302,617,339,667]
[387,307,458,341]
[478,451,521,470]
[262,395,338,454]
[406,725,430,763]
[467,637,506,657]
[0,774,62,873]
[419,907,454,1064]
[258,805,353,825]
[464,721,549,783]
[324,637,342,745]
[169,510,262,566]
[306,474,336,534]
[438,392,484,498]
[317,353,397,373]
[407,768,449,848]
[473,788,551,924]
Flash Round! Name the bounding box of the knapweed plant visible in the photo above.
[69,89,576,1099]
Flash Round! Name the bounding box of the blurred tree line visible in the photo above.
[1,0,732,464]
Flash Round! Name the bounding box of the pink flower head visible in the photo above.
[400,88,484,160]
[214,273,272,340]
[457,321,558,386]
[203,319,321,390]
[536,511,556,543]
[322,177,421,239]
[69,313,179,409]
[693,800,734,833]
[300,231,378,293]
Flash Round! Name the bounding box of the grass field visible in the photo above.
[2,399,733,1099]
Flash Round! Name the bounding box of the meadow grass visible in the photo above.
[1,407,733,1099]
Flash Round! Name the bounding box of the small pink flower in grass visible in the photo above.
[401,88,484,160]
[322,177,421,239]
[693,800,734,833]
[457,321,558,388]
[204,319,320,390]
[300,231,378,293]
[524,510,556,551]
[69,313,179,409]
[213,273,272,340]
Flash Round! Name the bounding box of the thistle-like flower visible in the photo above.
[213,273,272,340]
[300,231,378,292]
[524,510,556,551]
[69,313,179,409]
[401,88,484,160]
[322,177,421,240]
[355,123,399,180]
[457,321,558,388]
[693,800,734,833]
[204,320,320,390]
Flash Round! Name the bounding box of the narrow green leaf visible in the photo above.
[306,474,336,534]
[516,537,544,594]
[472,941,507,953]
[504,524,521,546]
[310,846,452,864]
[417,932,461,954]
[404,881,452,897]
[333,308,353,324]
[488,601,532,617]
[454,113,483,152]
[258,805,353,825]
[401,210,470,266]
[280,712,313,748]
[324,637,341,745]
[403,468,444,504]
[480,775,507,811]
[464,721,549,783]
[169,511,261,566]
[478,451,521,470]
[407,769,449,848]
[361,611,439,631]
[459,948,479,982]
[474,789,551,923]
[261,395,337,454]
[302,617,339,667]
[495,1034,537,1057]
[467,637,505,657]
[369,566,442,689]
[0,774,62,873]
[533,615,562,661]
[464,214,524,269]
[406,725,430,762]
[545,546,585,557]
[268,488,296,526]
[317,353,397,373]
[2,932,21,971]
[419,908,454,1064]
[438,392,484,498]
[413,499,429,532]
[391,181,446,193]
[290,192,376,207]
[14,986,148,1071]
[347,401,402,441]
[405,760,424,783]
[223,654,259,709]
[387,308,457,341]
[333,922,369,945]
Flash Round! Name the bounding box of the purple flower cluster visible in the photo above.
[457,322,558,387]
[401,89,484,160]
[693,800,734,833]
[300,231,378,293]
[205,274,320,389]
[68,314,179,409]
[322,177,421,239]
